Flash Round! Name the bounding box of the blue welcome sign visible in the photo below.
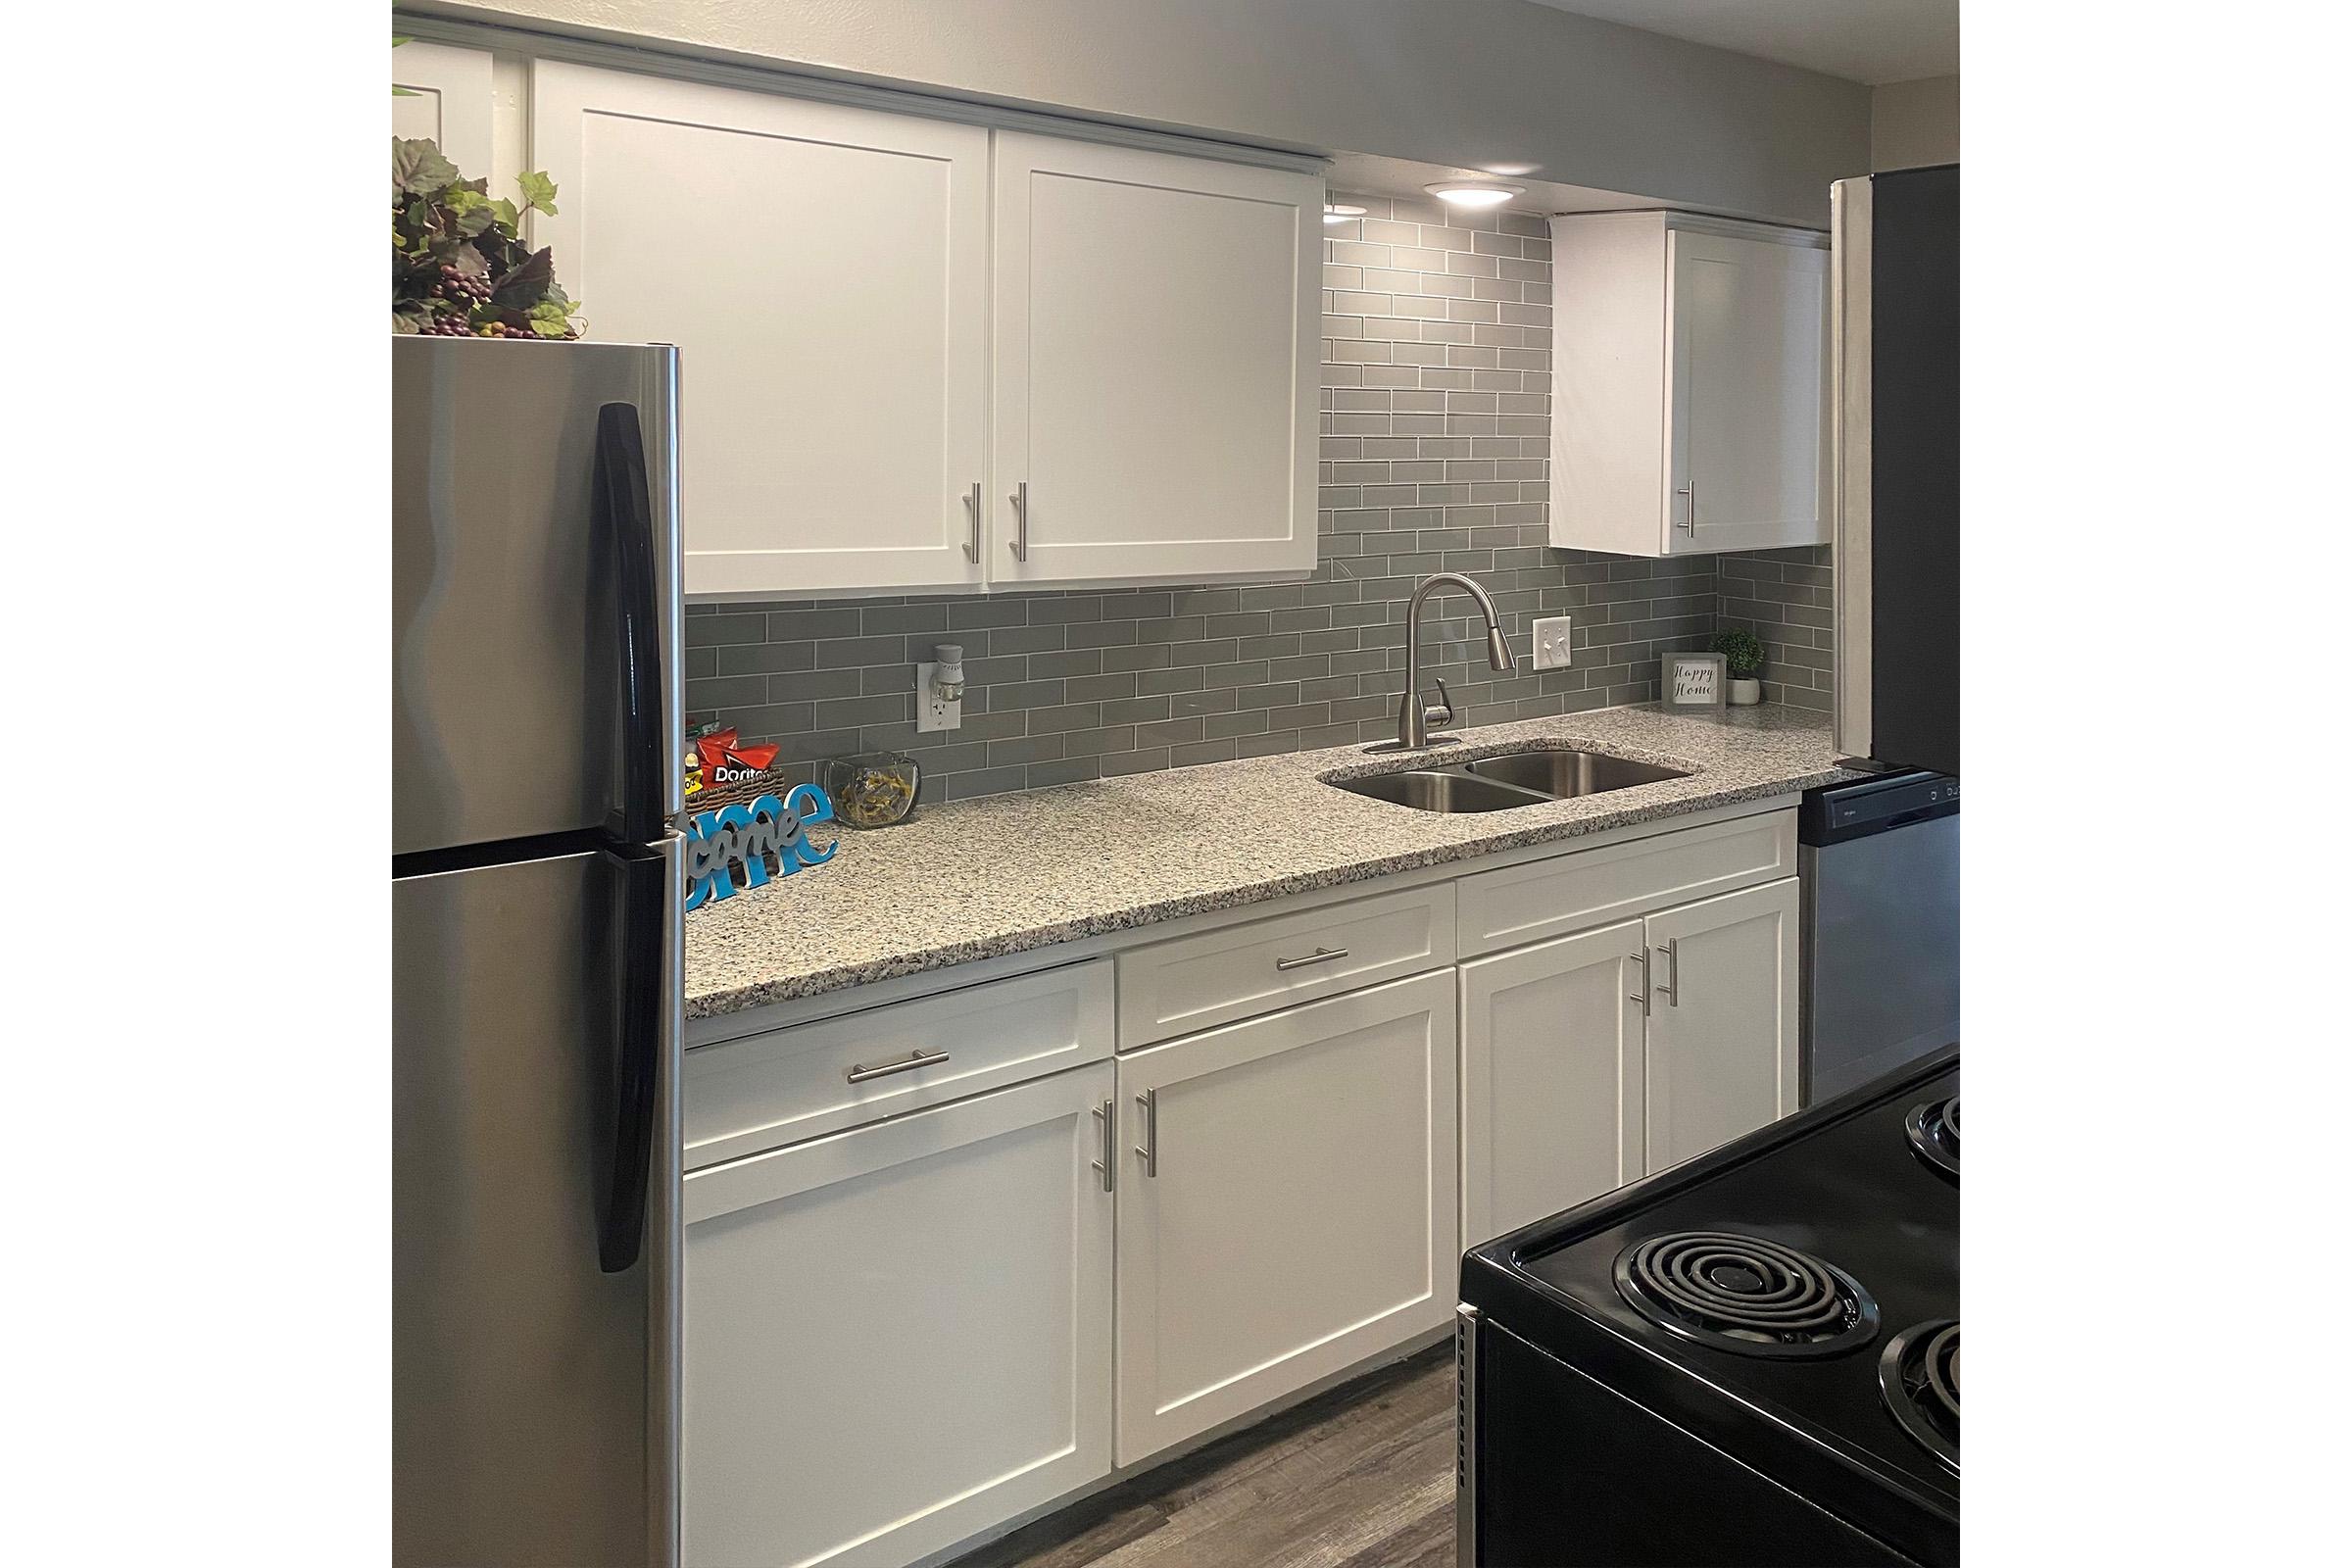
[684,783,838,911]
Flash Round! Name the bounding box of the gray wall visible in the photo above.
[1871,74,1959,171]
[1715,546,1834,711]
[684,191,1723,804]
[415,0,1871,225]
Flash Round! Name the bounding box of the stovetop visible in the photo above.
[1463,1047,1959,1557]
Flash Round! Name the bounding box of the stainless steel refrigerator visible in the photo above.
[393,337,684,1568]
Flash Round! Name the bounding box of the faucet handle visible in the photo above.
[1424,677,1455,730]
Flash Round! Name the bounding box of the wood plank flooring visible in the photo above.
[948,1346,1455,1568]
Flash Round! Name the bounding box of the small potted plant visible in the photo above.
[1713,630,1767,706]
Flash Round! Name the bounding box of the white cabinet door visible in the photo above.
[1113,971,1456,1465]
[1459,919,1645,1249]
[533,62,990,598]
[1667,228,1830,555]
[1642,877,1800,1172]
[392,38,492,176]
[991,132,1319,586]
[682,1063,1112,1568]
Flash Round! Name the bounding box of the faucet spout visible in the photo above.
[1388,571,1516,753]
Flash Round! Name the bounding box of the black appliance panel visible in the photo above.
[1867,164,1959,778]
[1477,1320,1913,1568]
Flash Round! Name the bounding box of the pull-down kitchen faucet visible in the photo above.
[1375,571,1517,753]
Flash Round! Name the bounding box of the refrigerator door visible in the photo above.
[1832,167,1959,777]
[393,836,683,1568]
[394,337,683,857]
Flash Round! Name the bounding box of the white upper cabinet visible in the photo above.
[1550,212,1829,557]
[991,133,1320,587]
[530,61,1317,598]
[532,62,992,597]
[392,38,492,175]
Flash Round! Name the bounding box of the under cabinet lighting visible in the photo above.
[1426,180,1525,209]
[1323,203,1368,222]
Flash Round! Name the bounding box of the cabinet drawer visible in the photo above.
[684,958,1113,1169]
[1116,883,1455,1047]
[1457,810,1795,957]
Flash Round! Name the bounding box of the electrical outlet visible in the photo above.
[914,662,962,733]
[1533,615,1574,670]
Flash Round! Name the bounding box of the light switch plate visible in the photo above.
[914,662,962,733]
[1533,615,1574,670]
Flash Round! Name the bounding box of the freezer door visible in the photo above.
[393,836,683,1568]
[394,337,683,856]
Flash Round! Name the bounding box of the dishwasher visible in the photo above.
[1798,769,1959,1102]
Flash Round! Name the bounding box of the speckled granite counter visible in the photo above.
[685,704,1852,1022]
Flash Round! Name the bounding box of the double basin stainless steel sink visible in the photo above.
[1332,748,1692,813]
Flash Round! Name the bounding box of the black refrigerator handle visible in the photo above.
[594,402,664,845]
[599,840,666,1274]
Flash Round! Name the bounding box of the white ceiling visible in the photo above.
[1530,0,1958,85]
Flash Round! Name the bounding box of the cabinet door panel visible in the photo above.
[392,39,492,176]
[1643,877,1800,1172]
[1668,230,1830,554]
[1114,972,1456,1464]
[534,63,989,597]
[993,133,1318,585]
[1460,919,1645,1249]
[683,1064,1112,1568]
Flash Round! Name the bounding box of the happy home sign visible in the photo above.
[684,784,837,911]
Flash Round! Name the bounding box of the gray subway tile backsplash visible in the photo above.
[682,193,1836,804]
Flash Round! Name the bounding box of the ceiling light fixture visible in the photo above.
[1426,180,1525,209]
[1323,202,1368,223]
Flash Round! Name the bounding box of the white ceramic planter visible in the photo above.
[1728,677,1762,707]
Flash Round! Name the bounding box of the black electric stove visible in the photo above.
[1457,1046,1958,1567]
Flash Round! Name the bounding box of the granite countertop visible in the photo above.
[685,704,1853,1022]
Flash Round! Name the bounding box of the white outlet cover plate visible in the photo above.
[1533,614,1573,670]
[914,662,962,733]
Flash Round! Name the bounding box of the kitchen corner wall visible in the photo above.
[682,192,1732,804]
[1714,546,1836,711]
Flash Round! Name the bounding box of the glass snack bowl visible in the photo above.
[822,752,921,829]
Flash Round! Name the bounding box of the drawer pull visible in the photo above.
[1274,945,1349,972]
[845,1048,951,1084]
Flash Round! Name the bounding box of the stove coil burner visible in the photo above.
[1905,1095,1960,1179]
[1880,1319,1960,1469]
[1613,1231,1881,1358]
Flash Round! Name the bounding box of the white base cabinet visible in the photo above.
[676,806,1805,1566]
[1642,877,1801,1171]
[1459,919,1645,1247]
[682,1063,1113,1568]
[1112,971,1458,1465]
[1460,877,1800,1249]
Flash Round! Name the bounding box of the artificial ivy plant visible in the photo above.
[391,137,585,340]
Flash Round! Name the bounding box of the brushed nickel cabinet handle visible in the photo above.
[1135,1088,1157,1177]
[1010,481,1029,562]
[1627,951,1650,1014]
[1654,940,1681,1006]
[1675,481,1697,534]
[1092,1099,1115,1193]
[845,1048,950,1084]
[961,481,981,563]
[1275,945,1349,972]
